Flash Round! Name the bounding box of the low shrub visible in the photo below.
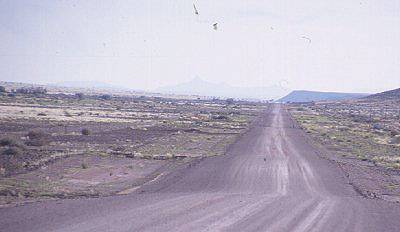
[81,162,88,169]
[16,87,47,94]
[0,137,23,147]
[27,129,46,139]
[81,128,90,136]
[211,115,229,120]
[99,94,112,100]
[75,92,85,100]
[372,123,383,130]
[2,147,23,157]
[64,111,73,117]
[226,98,234,105]
[26,129,48,146]
[390,130,399,137]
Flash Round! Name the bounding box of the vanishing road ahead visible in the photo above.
[1,104,400,231]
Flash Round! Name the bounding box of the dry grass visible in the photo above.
[0,82,266,205]
[289,102,400,169]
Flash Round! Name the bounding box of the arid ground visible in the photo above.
[288,97,400,202]
[1,103,400,232]
[0,83,265,206]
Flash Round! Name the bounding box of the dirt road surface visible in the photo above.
[1,104,399,232]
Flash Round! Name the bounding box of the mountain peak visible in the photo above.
[188,76,209,84]
[156,79,289,100]
[191,76,203,81]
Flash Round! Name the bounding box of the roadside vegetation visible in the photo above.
[289,100,400,201]
[290,103,400,169]
[0,81,266,206]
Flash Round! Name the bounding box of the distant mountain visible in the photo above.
[53,81,126,90]
[362,88,400,101]
[155,77,289,100]
[277,90,369,103]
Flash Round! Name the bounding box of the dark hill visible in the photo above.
[362,88,400,101]
[277,90,369,103]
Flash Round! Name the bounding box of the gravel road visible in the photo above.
[1,104,399,232]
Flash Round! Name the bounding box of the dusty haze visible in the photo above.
[1,0,399,94]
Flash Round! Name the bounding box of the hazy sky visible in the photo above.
[1,0,399,93]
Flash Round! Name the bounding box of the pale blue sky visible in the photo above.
[1,0,399,93]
